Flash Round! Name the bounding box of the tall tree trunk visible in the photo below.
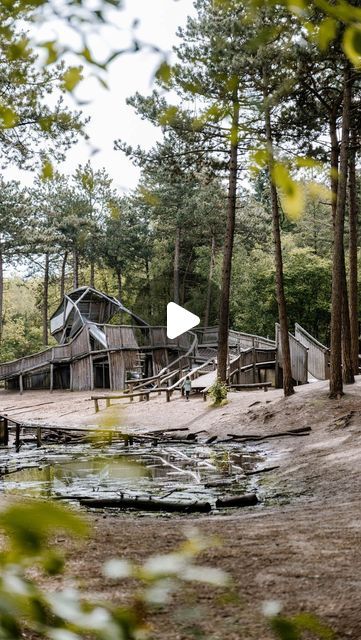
[217,89,239,382]
[116,268,122,302]
[349,127,359,374]
[60,251,68,299]
[43,252,49,346]
[173,225,181,305]
[90,261,95,288]
[341,249,354,383]
[329,66,352,398]
[204,234,216,328]
[329,108,354,386]
[0,245,3,344]
[263,77,294,397]
[73,250,79,289]
[145,257,152,319]
[181,253,192,305]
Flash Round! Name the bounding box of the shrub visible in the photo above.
[208,377,228,406]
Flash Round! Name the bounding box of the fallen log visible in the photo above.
[145,427,189,435]
[78,496,212,513]
[245,465,280,476]
[228,426,311,441]
[215,493,258,508]
[204,478,243,488]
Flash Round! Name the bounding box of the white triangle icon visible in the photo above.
[167,302,200,339]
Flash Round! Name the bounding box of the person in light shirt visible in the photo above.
[183,376,192,401]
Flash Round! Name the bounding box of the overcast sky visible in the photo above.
[7,0,195,192]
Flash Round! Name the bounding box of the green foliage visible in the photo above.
[208,377,228,406]
[231,240,332,345]
[0,500,234,640]
[0,279,45,362]
[270,611,334,639]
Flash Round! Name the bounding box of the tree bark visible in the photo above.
[341,248,354,384]
[73,250,79,289]
[43,252,49,346]
[263,76,294,397]
[217,89,239,382]
[329,105,354,387]
[173,225,181,304]
[145,257,152,319]
[90,261,95,288]
[60,251,68,299]
[204,234,216,328]
[349,127,359,374]
[0,245,3,344]
[329,66,352,398]
[116,268,122,301]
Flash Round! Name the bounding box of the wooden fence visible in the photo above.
[294,323,330,380]
[197,327,275,350]
[275,323,308,385]
[229,347,276,384]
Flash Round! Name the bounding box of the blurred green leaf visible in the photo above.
[0,501,88,557]
[317,17,338,50]
[343,25,361,67]
[62,67,83,92]
[0,105,18,128]
[155,61,172,86]
[41,160,54,181]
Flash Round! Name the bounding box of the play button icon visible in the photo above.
[167,302,200,339]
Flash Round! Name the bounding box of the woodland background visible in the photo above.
[0,0,360,400]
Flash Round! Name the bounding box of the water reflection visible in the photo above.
[1,442,262,508]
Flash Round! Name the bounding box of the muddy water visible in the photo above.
[0,438,264,509]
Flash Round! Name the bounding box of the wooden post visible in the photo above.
[146,393,150,402]
[50,363,54,393]
[3,418,8,446]
[94,398,99,413]
[166,390,171,402]
[19,374,23,396]
[15,423,20,451]
[252,347,256,384]
[0,417,5,444]
[36,426,42,447]
[90,356,95,391]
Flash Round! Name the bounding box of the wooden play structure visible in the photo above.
[0,286,331,394]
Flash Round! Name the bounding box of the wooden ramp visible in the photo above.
[191,370,217,391]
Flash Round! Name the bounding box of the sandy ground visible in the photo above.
[1,382,361,638]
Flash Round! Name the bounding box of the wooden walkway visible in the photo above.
[191,370,217,391]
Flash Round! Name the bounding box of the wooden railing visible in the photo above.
[294,323,330,380]
[275,323,308,385]
[197,326,275,350]
[228,348,276,384]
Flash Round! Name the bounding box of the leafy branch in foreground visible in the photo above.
[0,499,336,639]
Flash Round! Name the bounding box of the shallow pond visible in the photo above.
[0,437,264,510]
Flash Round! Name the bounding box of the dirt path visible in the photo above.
[1,381,361,638]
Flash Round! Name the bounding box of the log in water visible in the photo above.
[78,496,213,513]
[215,493,258,508]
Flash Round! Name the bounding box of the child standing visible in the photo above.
[183,376,192,401]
